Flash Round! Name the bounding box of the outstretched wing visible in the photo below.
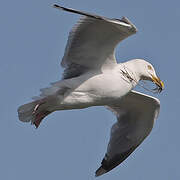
[96,90,160,177]
[53,4,137,79]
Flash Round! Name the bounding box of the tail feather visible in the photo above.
[18,101,36,123]
[18,98,52,128]
[18,80,70,127]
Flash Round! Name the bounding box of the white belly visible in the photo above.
[58,70,136,110]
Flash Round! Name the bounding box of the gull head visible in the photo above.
[136,59,164,93]
[123,59,164,93]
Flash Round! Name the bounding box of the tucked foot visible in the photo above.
[31,100,51,128]
[33,111,51,128]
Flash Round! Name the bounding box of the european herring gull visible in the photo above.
[18,4,164,177]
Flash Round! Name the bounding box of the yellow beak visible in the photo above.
[151,75,164,92]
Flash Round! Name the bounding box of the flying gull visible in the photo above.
[18,4,164,177]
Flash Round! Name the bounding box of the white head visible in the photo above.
[124,59,164,92]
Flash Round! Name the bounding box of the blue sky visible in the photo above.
[1,0,180,179]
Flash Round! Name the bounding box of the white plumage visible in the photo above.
[18,4,164,177]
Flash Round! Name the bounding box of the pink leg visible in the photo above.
[33,111,51,128]
[32,100,51,128]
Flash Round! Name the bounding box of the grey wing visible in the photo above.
[53,4,137,79]
[95,90,160,177]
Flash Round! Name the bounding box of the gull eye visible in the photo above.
[147,65,152,70]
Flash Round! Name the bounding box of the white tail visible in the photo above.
[17,80,70,127]
[18,101,37,123]
[18,98,52,128]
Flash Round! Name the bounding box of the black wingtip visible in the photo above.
[52,4,63,10]
[95,166,107,177]
[53,4,60,8]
